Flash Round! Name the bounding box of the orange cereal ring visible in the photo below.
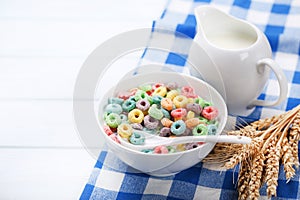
[161,117,173,128]
[185,118,201,129]
[161,98,173,111]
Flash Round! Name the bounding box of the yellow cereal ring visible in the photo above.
[173,95,188,108]
[161,117,173,128]
[166,90,179,100]
[176,144,186,151]
[161,98,173,111]
[152,86,167,97]
[186,111,195,120]
[185,117,201,129]
[128,109,144,124]
[117,123,133,139]
[187,98,194,103]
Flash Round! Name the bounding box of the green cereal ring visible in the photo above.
[138,84,152,92]
[207,124,218,135]
[198,116,208,124]
[147,96,153,105]
[108,97,124,105]
[105,113,122,128]
[134,90,149,101]
[129,132,145,145]
[192,124,208,136]
[195,97,205,108]
[103,112,110,120]
[105,103,122,114]
[122,99,136,112]
[167,146,176,153]
[152,95,163,105]
[148,104,164,120]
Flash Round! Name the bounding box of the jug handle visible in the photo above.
[250,58,288,108]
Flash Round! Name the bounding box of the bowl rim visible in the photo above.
[97,71,228,156]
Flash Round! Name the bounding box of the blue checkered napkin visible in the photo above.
[81,0,300,199]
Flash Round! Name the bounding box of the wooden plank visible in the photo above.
[0,148,96,200]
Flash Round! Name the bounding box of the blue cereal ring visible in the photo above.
[129,132,145,145]
[108,97,124,105]
[105,113,121,128]
[141,149,154,154]
[119,114,128,122]
[207,124,218,135]
[160,108,171,119]
[105,103,123,114]
[143,115,159,130]
[170,120,186,135]
[122,99,136,112]
[192,124,208,136]
[152,95,163,105]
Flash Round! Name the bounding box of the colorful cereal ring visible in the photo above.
[122,99,136,112]
[143,115,159,129]
[117,123,133,139]
[129,132,145,145]
[192,124,208,136]
[105,113,121,128]
[128,109,144,124]
[173,95,188,108]
[170,120,186,135]
[202,106,218,120]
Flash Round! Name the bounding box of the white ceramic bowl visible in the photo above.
[97,72,227,176]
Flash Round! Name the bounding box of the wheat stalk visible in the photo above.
[203,104,300,199]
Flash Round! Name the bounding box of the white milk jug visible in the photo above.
[188,5,288,116]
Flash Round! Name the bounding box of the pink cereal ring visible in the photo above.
[117,91,132,100]
[103,125,113,136]
[181,86,194,94]
[109,134,120,144]
[201,106,218,120]
[154,145,169,154]
[181,86,197,98]
[171,108,187,119]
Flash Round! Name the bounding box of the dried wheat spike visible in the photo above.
[251,114,282,131]
[289,112,300,168]
[248,152,265,200]
[281,137,296,182]
[238,159,251,200]
[264,141,280,198]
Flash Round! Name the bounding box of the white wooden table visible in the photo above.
[0,1,167,199]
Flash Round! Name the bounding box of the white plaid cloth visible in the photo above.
[81,0,300,199]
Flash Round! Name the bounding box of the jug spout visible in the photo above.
[194,5,258,50]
